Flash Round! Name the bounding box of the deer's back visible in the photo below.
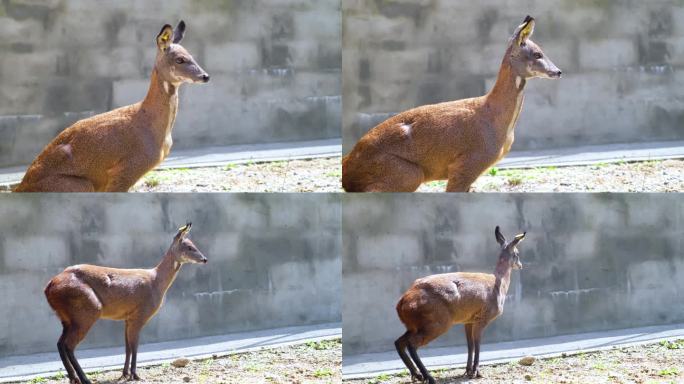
[52,264,156,320]
[397,272,498,328]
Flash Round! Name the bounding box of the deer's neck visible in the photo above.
[153,251,183,298]
[484,50,526,144]
[141,69,180,143]
[493,259,513,307]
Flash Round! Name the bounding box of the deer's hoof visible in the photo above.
[426,375,436,384]
[467,370,483,379]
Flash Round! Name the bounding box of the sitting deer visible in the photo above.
[44,223,207,384]
[343,16,561,192]
[15,21,210,192]
[395,227,526,383]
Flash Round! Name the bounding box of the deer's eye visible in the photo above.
[176,58,185,64]
[533,52,543,59]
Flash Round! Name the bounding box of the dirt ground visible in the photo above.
[129,158,683,193]
[345,339,684,384]
[18,339,341,384]
[132,157,342,192]
[420,159,684,193]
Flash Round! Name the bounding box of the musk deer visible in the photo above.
[343,16,561,192]
[395,227,526,383]
[44,223,207,384]
[15,20,210,192]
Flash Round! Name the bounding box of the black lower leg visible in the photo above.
[57,340,77,382]
[407,344,434,384]
[465,324,474,375]
[395,334,422,380]
[122,343,131,377]
[472,342,481,378]
[130,344,140,380]
[66,348,91,384]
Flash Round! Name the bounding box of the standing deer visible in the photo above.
[395,227,526,383]
[343,16,561,192]
[15,20,210,192]
[44,223,207,384]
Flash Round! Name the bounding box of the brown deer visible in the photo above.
[395,227,526,383]
[14,21,210,192]
[343,16,561,192]
[44,223,207,384]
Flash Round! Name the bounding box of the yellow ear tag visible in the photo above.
[519,22,533,44]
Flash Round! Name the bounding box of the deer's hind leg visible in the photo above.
[363,153,424,192]
[395,331,423,382]
[405,321,451,384]
[56,323,78,383]
[58,286,102,384]
[15,175,95,193]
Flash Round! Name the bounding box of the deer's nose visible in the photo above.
[554,70,562,78]
[201,257,208,264]
[201,74,210,83]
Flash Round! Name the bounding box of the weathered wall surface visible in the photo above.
[343,0,684,153]
[342,194,684,356]
[0,0,341,168]
[0,194,341,357]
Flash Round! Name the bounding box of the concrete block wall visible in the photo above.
[343,0,684,153]
[342,194,684,356]
[0,193,341,358]
[0,0,341,168]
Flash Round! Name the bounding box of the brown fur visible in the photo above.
[394,227,526,383]
[44,224,207,384]
[15,21,209,192]
[343,16,561,192]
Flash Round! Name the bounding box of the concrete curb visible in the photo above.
[342,323,684,380]
[498,140,684,169]
[0,322,342,383]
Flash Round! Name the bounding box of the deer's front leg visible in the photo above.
[126,320,147,381]
[121,321,132,379]
[446,162,482,192]
[104,160,156,192]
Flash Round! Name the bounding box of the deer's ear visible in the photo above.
[156,24,174,51]
[513,16,535,46]
[508,232,527,248]
[495,226,506,246]
[173,20,186,44]
[174,222,192,240]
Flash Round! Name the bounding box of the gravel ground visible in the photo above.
[345,339,684,384]
[131,157,342,193]
[4,158,681,193]
[17,339,341,384]
[419,160,684,192]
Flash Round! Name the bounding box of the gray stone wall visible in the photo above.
[0,0,341,168]
[0,193,341,357]
[342,194,684,356]
[343,0,684,153]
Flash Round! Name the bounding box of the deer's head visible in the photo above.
[170,222,208,265]
[155,21,210,86]
[507,16,562,80]
[495,226,526,270]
